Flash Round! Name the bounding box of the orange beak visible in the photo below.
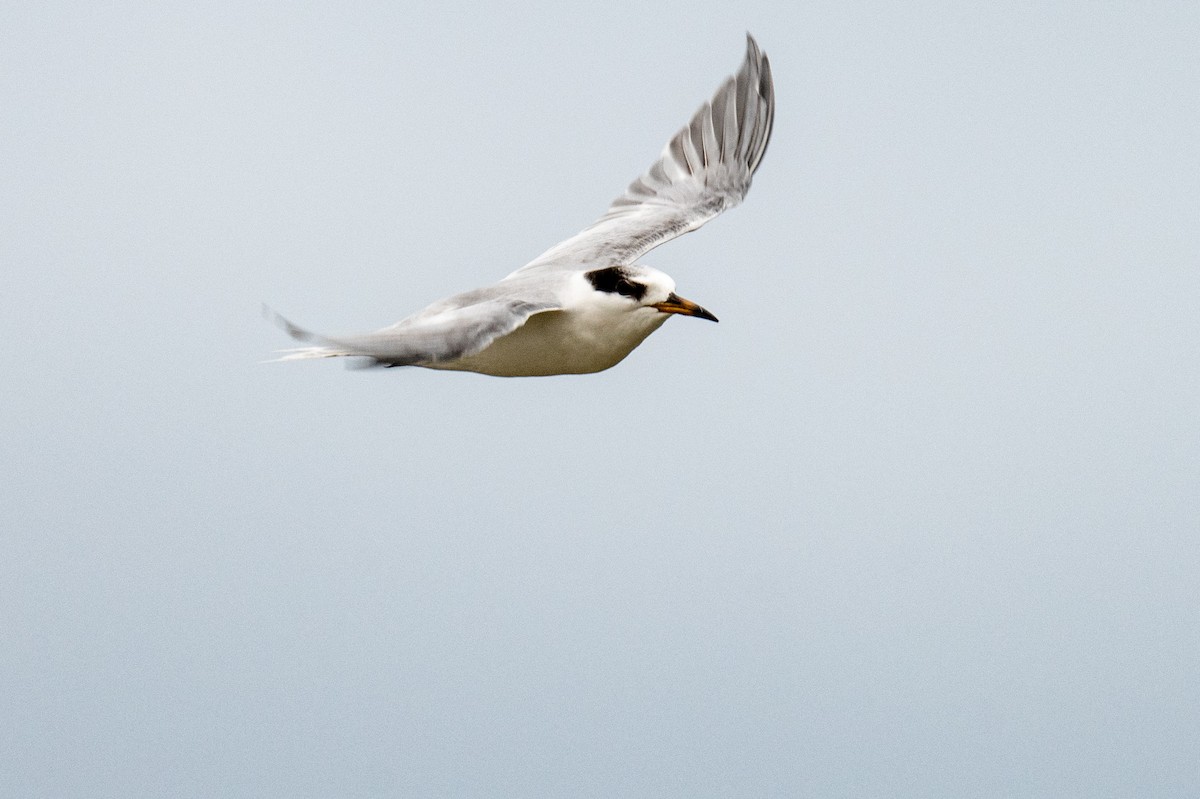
[652,292,718,322]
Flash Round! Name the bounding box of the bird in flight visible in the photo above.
[268,34,774,377]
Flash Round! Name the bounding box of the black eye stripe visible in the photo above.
[585,267,647,301]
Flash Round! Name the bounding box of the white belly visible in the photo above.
[428,309,669,377]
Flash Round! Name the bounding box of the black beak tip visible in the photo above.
[655,293,719,323]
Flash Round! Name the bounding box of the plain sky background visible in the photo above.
[3,1,1198,796]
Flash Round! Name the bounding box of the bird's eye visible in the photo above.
[585,267,646,300]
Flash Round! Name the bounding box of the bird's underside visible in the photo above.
[271,304,664,377]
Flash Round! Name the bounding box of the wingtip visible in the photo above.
[744,32,763,60]
[741,35,770,95]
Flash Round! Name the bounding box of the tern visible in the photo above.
[269,34,774,376]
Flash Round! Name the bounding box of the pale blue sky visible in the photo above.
[3,2,1198,796]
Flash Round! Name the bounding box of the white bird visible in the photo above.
[269,34,774,377]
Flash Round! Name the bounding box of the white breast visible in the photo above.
[431,306,670,377]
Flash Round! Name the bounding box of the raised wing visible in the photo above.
[268,291,560,368]
[510,34,774,276]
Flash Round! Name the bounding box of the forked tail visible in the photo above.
[261,305,352,363]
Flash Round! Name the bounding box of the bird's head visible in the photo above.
[583,265,718,322]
